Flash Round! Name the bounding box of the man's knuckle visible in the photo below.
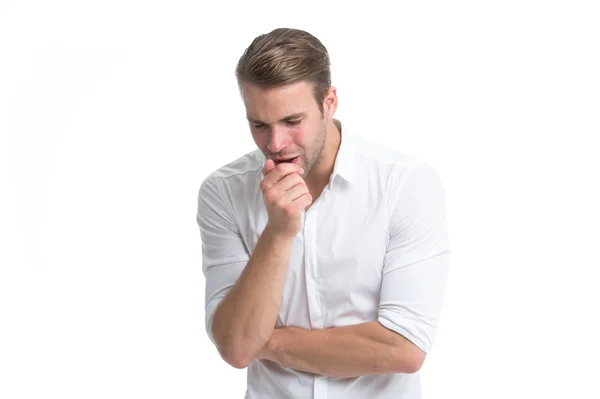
[275,198,286,209]
[265,189,276,202]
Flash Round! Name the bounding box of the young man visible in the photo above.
[197,28,450,399]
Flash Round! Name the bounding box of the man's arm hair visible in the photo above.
[210,226,295,368]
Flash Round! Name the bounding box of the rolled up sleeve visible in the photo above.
[377,163,450,354]
[197,174,249,346]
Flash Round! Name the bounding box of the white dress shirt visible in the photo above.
[197,120,450,399]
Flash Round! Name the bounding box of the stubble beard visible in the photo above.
[300,117,327,179]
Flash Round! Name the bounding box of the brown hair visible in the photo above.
[235,28,331,114]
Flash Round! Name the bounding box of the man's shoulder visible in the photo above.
[202,148,264,185]
[351,133,427,171]
[198,149,263,205]
[347,131,445,194]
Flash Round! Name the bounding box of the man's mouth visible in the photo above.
[274,156,298,165]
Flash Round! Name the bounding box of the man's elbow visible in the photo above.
[213,337,257,369]
[405,351,426,374]
[393,344,426,374]
[213,331,264,369]
[220,348,254,369]
[209,315,273,369]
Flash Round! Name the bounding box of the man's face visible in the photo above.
[242,81,327,179]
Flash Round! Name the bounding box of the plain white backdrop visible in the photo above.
[1,1,599,398]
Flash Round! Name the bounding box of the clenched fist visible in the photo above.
[260,159,313,238]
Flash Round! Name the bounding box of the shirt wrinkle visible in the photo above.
[197,120,449,399]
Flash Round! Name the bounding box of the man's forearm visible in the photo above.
[211,227,294,368]
[257,321,425,378]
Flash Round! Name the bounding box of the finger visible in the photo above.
[263,159,275,175]
[285,182,310,202]
[290,192,312,214]
[297,192,313,210]
[275,172,305,193]
[269,161,302,176]
[262,163,304,190]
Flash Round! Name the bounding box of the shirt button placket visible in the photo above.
[304,195,328,399]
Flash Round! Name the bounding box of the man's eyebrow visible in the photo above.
[247,112,306,124]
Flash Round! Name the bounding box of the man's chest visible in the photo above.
[241,192,390,328]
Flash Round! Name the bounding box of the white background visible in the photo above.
[1,1,599,398]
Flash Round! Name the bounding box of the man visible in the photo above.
[197,28,450,399]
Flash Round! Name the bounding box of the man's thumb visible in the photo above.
[263,159,275,175]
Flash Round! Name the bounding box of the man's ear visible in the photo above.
[323,86,338,118]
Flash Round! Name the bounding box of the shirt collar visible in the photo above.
[331,119,357,187]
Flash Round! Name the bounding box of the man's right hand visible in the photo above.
[261,159,313,238]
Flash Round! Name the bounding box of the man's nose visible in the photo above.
[267,126,289,153]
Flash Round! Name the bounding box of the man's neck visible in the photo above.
[305,119,342,202]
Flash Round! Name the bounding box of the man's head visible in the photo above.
[236,28,338,179]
